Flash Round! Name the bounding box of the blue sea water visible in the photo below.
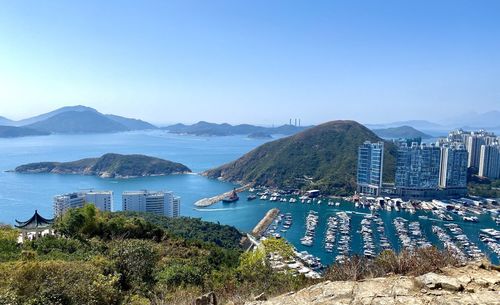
[0,131,498,265]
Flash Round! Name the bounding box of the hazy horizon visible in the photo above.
[1,1,499,125]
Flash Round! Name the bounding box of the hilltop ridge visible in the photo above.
[204,120,398,195]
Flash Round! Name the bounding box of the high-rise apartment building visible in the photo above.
[439,143,468,188]
[356,141,384,196]
[479,144,500,179]
[53,190,113,216]
[463,130,497,171]
[395,142,441,190]
[122,190,180,217]
[84,191,113,212]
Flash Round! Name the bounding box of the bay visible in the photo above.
[0,131,498,265]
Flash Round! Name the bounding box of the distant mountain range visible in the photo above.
[14,153,191,178]
[0,116,14,126]
[0,126,50,138]
[163,121,309,136]
[0,106,310,138]
[444,110,500,129]
[0,106,158,137]
[372,126,432,139]
[366,110,500,134]
[204,120,398,195]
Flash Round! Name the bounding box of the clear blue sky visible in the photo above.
[0,0,499,125]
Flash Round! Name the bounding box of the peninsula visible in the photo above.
[14,153,191,178]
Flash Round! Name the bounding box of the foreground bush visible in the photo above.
[325,247,462,281]
[0,225,21,262]
[0,260,121,304]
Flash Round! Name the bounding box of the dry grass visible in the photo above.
[325,247,462,281]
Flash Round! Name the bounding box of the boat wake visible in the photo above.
[194,207,246,212]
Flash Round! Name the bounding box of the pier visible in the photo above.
[194,184,251,207]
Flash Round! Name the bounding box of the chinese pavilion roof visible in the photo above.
[15,210,54,230]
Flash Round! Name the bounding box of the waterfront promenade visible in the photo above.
[194,184,251,207]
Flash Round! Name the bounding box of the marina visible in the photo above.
[236,187,500,265]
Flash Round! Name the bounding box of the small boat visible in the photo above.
[222,189,239,203]
[247,194,257,201]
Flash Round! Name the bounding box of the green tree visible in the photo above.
[262,237,294,260]
[0,226,20,262]
[108,239,160,291]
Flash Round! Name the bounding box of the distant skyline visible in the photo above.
[0,1,499,125]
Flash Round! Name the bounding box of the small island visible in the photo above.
[13,153,191,178]
[247,132,272,139]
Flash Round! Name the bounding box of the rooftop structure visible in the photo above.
[15,210,55,243]
[15,210,54,230]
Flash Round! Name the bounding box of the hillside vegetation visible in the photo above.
[204,120,397,195]
[0,206,309,304]
[0,206,482,305]
[15,153,191,178]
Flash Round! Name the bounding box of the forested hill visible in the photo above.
[204,120,398,195]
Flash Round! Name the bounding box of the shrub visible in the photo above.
[108,239,160,291]
[0,226,21,262]
[0,260,120,305]
[325,247,462,281]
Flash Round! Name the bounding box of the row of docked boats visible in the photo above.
[324,216,338,253]
[335,212,351,263]
[479,229,500,257]
[393,217,430,252]
[373,215,392,251]
[444,223,483,260]
[409,221,432,248]
[300,211,319,246]
[359,215,376,258]
[264,213,294,238]
[355,197,416,214]
[432,209,454,221]
[432,225,467,261]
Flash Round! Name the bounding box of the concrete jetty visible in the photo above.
[194,184,251,207]
[251,208,280,238]
[241,208,280,251]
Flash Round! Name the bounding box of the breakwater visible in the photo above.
[251,208,280,238]
[194,184,251,207]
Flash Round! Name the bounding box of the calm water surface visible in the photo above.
[0,131,498,265]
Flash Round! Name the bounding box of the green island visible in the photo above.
[14,153,191,178]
